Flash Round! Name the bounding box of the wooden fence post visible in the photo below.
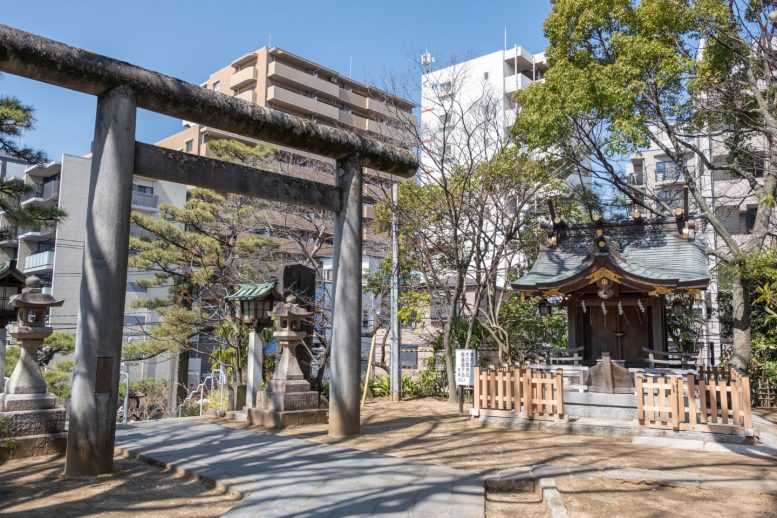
[686,373,697,425]
[524,367,533,419]
[473,367,480,413]
[555,368,564,420]
[669,375,680,430]
[741,374,753,429]
[513,366,522,416]
[635,373,644,425]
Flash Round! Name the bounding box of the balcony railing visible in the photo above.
[131,191,159,209]
[0,226,17,242]
[17,223,55,236]
[24,250,55,272]
[628,173,644,186]
[21,180,60,203]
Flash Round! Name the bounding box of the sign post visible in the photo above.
[455,349,477,414]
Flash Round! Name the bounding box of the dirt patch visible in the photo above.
[556,476,777,518]
[0,454,240,517]
[485,478,548,517]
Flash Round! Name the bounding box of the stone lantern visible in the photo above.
[0,275,66,457]
[225,281,283,410]
[5,275,63,395]
[249,295,327,428]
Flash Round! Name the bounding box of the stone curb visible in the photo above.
[539,478,569,518]
[632,435,777,458]
[486,462,777,494]
[114,445,245,499]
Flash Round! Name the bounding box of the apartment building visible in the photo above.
[626,136,774,363]
[158,46,415,155]
[0,154,188,380]
[155,45,417,379]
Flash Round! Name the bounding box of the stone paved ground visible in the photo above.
[115,419,484,517]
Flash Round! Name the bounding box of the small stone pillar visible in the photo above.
[0,276,66,459]
[248,295,327,427]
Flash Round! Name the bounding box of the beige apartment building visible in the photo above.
[157,46,415,158]
[155,45,418,380]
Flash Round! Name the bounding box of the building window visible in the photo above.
[127,281,148,293]
[362,310,371,328]
[400,345,418,369]
[741,206,758,234]
[200,133,208,145]
[655,160,681,182]
[323,269,333,281]
[133,184,154,195]
[185,139,193,153]
[124,315,146,327]
[212,80,220,93]
[656,188,682,208]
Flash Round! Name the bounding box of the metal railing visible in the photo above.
[131,191,159,209]
[24,250,54,271]
[176,369,226,417]
[21,180,59,202]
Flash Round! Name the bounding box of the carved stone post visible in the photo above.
[329,154,363,437]
[65,85,136,476]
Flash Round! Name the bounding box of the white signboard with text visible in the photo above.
[455,349,477,386]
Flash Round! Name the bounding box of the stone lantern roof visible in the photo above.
[270,295,312,319]
[10,275,64,308]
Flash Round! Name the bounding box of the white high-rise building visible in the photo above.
[420,46,547,178]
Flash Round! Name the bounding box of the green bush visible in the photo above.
[369,375,390,397]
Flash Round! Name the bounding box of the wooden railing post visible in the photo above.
[741,373,753,429]
[669,375,680,429]
[473,367,481,413]
[555,368,564,420]
[513,366,522,416]
[635,373,644,425]
[524,367,533,419]
[686,373,697,426]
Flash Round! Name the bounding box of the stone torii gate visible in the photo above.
[0,25,417,476]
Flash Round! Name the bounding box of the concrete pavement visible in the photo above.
[115,419,484,517]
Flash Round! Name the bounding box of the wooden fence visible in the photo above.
[636,369,753,435]
[473,366,565,421]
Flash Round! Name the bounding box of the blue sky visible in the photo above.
[1,0,551,160]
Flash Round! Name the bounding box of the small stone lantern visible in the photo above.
[270,295,312,382]
[5,275,63,395]
[249,294,327,427]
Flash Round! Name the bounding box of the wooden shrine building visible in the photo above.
[512,216,710,367]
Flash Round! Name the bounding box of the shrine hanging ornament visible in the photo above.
[601,302,607,325]
[618,300,629,324]
[581,300,587,313]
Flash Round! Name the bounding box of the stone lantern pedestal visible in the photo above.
[248,296,327,428]
[0,276,66,459]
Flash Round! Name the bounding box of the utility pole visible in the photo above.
[390,181,401,402]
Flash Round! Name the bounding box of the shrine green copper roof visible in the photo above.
[512,220,710,292]
[224,281,280,301]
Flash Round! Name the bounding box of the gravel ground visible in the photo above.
[1,399,775,517]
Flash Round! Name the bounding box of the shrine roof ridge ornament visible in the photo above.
[0,25,418,178]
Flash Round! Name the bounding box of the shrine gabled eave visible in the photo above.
[512,219,710,297]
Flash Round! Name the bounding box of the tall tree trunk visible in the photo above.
[730,275,752,372]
